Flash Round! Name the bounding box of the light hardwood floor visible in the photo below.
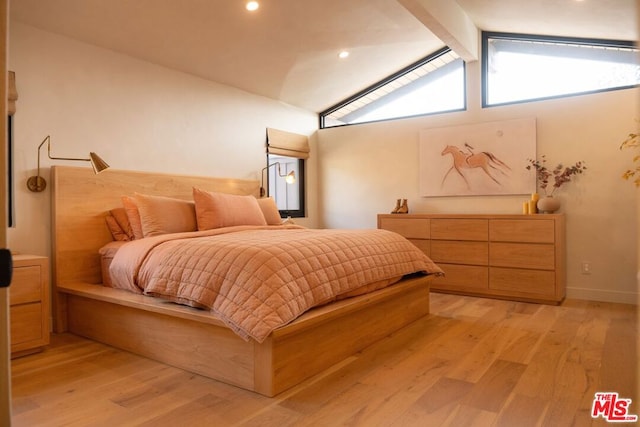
[11,293,638,426]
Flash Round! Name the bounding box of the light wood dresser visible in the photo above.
[10,254,50,358]
[378,214,566,304]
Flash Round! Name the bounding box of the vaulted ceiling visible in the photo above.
[10,0,639,113]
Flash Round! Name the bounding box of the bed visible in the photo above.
[51,165,441,397]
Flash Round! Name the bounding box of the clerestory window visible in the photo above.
[482,32,640,107]
[320,47,466,128]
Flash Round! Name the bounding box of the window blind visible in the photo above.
[266,128,310,159]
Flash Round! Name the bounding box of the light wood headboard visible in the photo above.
[51,166,260,287]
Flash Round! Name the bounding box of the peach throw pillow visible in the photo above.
[121,196,144,240]
[110,207,134,240]
[105,214,130,241]
[257,197,283,225]
[193,188,267,230]
[133,193,197,237]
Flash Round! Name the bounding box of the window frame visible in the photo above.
[319,47,466,129]
[481,31,640,108]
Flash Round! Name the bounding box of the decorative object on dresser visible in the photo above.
[390,198,408,214]
[536,196,561,214]
[378,213,566,304]
[526,155,586,213]
[10,254,50,358]
[522,192,539,214]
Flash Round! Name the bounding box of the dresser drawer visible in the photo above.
[432,264,488,291]
[490,267,555,296]
[408,239,430,256]
[489,219,555,243]
[10,265,42,304]
[431,219,488,241]
[490,243,555,270]
[430,241,488,265]
[379,217,430,239]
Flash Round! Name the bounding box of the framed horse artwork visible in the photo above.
[419,117,537,197]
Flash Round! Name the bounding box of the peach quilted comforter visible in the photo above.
[108,225,443,342]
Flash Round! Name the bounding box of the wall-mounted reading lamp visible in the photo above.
[260,162,295,197]
[26,135,110,192]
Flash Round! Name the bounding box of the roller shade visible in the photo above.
[266,128,310,159]
[8,71,17,116]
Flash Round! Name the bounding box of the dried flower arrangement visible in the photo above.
[526,155,587,196]
[620,131,639,186]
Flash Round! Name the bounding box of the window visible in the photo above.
[266,154,305,218]
[483,32,640,107]
[320,47,465,128]
[264,128,309,218]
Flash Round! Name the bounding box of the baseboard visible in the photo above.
[566,286,638,305]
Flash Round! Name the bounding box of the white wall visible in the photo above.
[318,60,639,304]
[7,23,319,257]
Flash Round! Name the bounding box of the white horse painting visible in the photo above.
[419,118,536,197]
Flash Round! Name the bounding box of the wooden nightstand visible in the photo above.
[10,254,50,358]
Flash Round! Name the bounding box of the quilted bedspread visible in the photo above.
[109,225,443,342]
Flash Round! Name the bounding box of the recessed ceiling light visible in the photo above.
[338,51,350,59]
[246,1,259,11]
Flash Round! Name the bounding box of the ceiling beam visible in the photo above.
[398,0,479,62]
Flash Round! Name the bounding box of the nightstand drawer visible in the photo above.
[11,265,42,304]
[10,254,50,357]
[10,303,44,348]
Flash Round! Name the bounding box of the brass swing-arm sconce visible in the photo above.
[260,162,295,197]
[27,135,110,192]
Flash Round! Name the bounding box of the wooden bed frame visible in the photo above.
[51,165,433,397]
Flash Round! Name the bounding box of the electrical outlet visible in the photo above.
[582,262,591,275]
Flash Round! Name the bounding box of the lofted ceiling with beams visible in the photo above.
[10,0,639,113]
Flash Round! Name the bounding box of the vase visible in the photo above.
[537,196,561,214]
